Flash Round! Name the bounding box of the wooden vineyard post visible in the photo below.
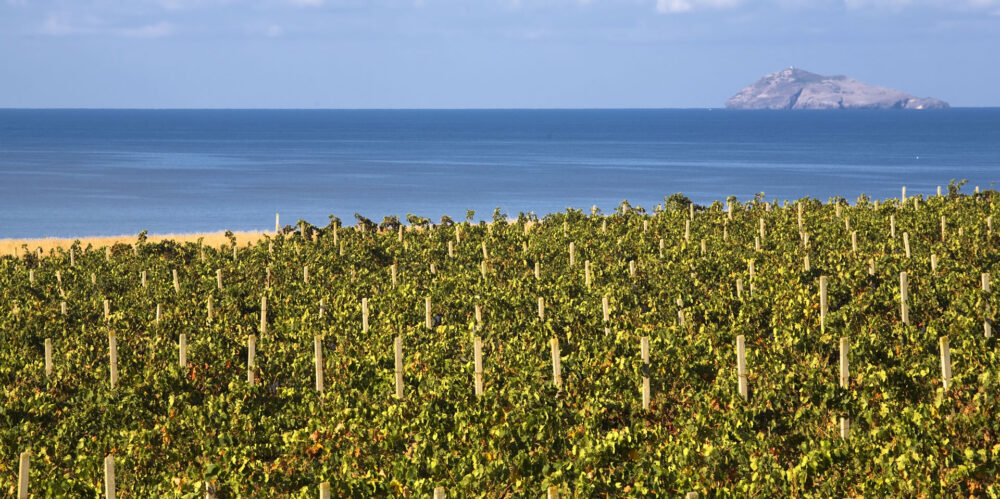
[538,297,545,321]
[91,273,97,285]
[839,337,849,388]
[569,242,575,267]
[643,220,649,232]
[314,335,324,393]
[178,333,187,369]
[677,297,685,326]
[901,185,906,204]
[156,304,162,324]
[804,254,811,272]
[602,219,607,234]
[456,226,462,243]
[319,482,330,499]
[448,240,454,258]
[475,304,483,330]
[868,258,875,276]
[900,272,910,326]
[394,336,404,398]
[425,297,432,329]
[940,336,952,390]
[233,245,238,262]
[28,269,34,284]
[362,298,369,332]
[989,216,993,237]
[61,301,67,315]
[736,335,748,401]
[835,203,841,218]
[685,220,691,242]
[535,261,541,280]
[480,260,487,281]
[104,299,110,320]
[105,454,116,498]
[260,296,267,334]
[141,270,147,288]
[391,264,397,287]
[319,298,325,319]
[797,202,803,231]
[216,269,223,290]
[44,338,52,378]
[70,248,75,267]
[474,336,483,397]
[207,296,214,323]
[629,260,636,277]
[736,278,744,299]
[903,232,911,258]
[585,260,591,288]
[937,185,942,197]
[602,295,609,323]
[173,269,180,293]
[551,337,562,388]
[759,218,765,241]
[659,238,665,257]
[819,276,828,331]
[56,270,62,285]
[941,215,947,242]
[890,215,896,238]
[851,232,857,253]
[641,336,650,410]
[434,487,445,499]
[689,201,694,220]
[700,239,706,255]
[985,273,993,338]
[303,265,309,284]
[548,486,560,499]
[18,450,29,499]
[840,417,850,440]
[931,254,938,273]
[275,212,280,233]
[247,335,257,385]
[109,331,118,390]
[481,241,488,260]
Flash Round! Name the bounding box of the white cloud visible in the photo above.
[656,0,742,13]
[40,13,173,37]
[120,21,173,37]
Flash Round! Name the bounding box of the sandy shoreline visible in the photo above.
[0,231,269,256]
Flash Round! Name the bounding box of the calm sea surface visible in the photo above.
[0,109,997,238]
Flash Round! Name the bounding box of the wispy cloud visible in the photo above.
[40,13,173,37]
[656,0,743,14]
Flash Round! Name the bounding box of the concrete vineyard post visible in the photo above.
[985,273,993,338]
[456,226,462,243]
[173,269,179,293]
[207,296,214,323]
[584,260,591,288]
[314,335,324,393]
[736,278,743,298]
[659,238,664,257]
[434,487,445,499]
[940,336,952,390]
[535,261,540,280]
[737,335,748,401]
[685,220,690,242]
[551,337,562,388]
[749,259,755,281]
[900,272,909,325]
[176,333,187,368]
[839,337,849,388]
[835,204,841,218]
[868,259,875,276]
[391,264,397,287]
[569,242,575,267]
[629,260,636,277]
[362,298,369,332]
[759,218,765,241]
[28,269,34,284]
[851,232,857,252]
[474,336,483,397]
[689,202,694,220]
[602,295,609,323]
[92,273,97,285]
[104,299,110,320]
[902,232,911,258]
[901,185,906,204]
[56,270,61,285]
[475,304,482,329]
[448,241,454,258]
[677,297,685,325]
[840,417,850,440]
[481,241,488,260]
[700,239,706,255]
[303,265,309,284]
[797,202,803,231]
[982,273,991,293]
[937,185,942,197]
[394,336,403,398]
[61,301,66,315]
[931,254,938,273]
[109,332,118,389]
[275,212,280,234]
[890,215,896,238]
[425,297,432,329]
[398,225,404,243]
[941,215,947,242]
[18,451,29,499]
[156,304,162,324]
[538,297,545,321]
[105,454,116,498]
[45,338,52,378]
[641,336,650,410]
[320,482,330,499]
[804,254,810,272]
[643,220,648,232]
[602,219,607,234]
[141,271,146,288]
[480,260,487,280]
[819,276,828,331]
[247,335,256,385]
[685,493,698,499]
[216,269,222,290]
[70,248,74,267]
[319,298,325,318]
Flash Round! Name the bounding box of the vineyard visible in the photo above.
[3,185,1000,496]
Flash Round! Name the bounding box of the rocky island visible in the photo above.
[726,67,949,110]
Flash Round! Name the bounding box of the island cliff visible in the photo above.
[726,68,949,110]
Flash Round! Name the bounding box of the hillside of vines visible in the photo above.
[2,185,1000,497]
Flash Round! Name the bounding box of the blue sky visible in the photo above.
[1,0,998,108]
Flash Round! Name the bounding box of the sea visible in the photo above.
[0,108,997,239]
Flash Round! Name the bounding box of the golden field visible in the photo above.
[0,231,268,257]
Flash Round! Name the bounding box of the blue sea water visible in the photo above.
[0,108,997,238]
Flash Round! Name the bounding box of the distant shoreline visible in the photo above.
[0,231,268,256]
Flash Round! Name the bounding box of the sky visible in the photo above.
[1,0,999,108]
